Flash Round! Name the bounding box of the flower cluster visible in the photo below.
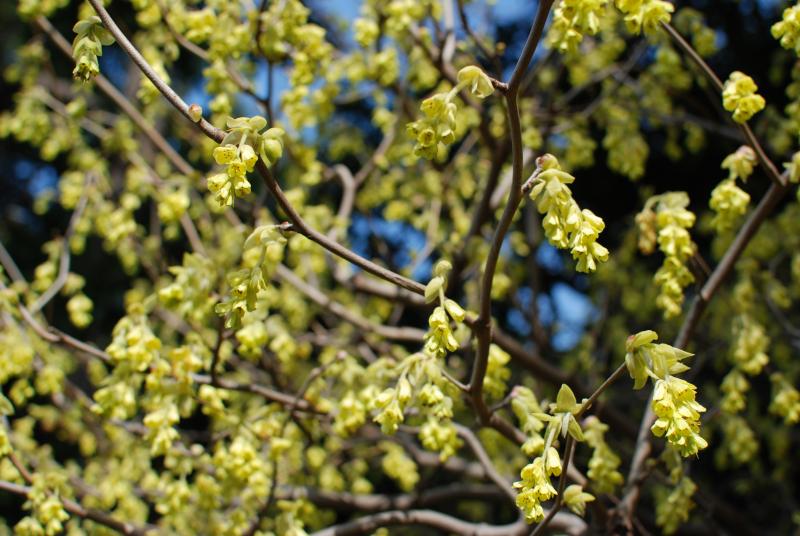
[72,16,114,82]
[547,0,609,54]
[637,192,696,318]
[710,146,756,232]
[18,474,70,536]
[602,104,649,180]
[614,0,674,35]
[769,373,800,424]
[514,449,562,523]
[655,476,697,534]
[563,485,596,516]
[673,8,718,57]
[583,416,624,493]
[419,418,462,460]
[159,253,217,325]
[722,72,766,124]
[511,386,547,456]
[772,3,800,56]
[784,150,800,183]
[407,66,493,159]
[372,349,456,453]
[484,344,512,401]
[730,314,770,375]
[423,260,466,358]
[651,376,708,457]
[528,154,609,273]
[625,330,708,457]
[718,414,758,466]
[514,385,585,523]
[215,225,286,329]
[207,116,284,208]
[381,442,419,492]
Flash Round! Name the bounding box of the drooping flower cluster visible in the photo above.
[710,146,756,232]
[215,224,286,329]
[528,154,609,273]
[651,376,707,457]
[722,72,766,124]
[484,344,512,401]
[717,414,759,466]
[515,385,588,523]
[655,476,697,534]
[637,192,696,318]
[563,485,596,516]
[614,0,674,35]
[407,66,494,159]
[784,150,800,183]
[583,416,624,493]
[673,8,718,57]
[207,116,284,207]
[17,474,71,536]
[719,277,770,415]
[602,104,649,180]
[515,452,561,522]
[772,3,800,56]
[769,373,800,424]
[371,350,456,456]
[71,15,114,82]
[730,314,770,376]
[511,386,547,456]
[423,260,466,358]
[547,0,609,54]
[625,330,708,457]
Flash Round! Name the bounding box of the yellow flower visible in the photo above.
[651,376,708,457]
[457,66,495,99]
[722,72,766,124]
[563,484,595,516]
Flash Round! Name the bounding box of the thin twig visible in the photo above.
[660,21,785,188]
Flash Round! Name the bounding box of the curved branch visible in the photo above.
[308,508,585,536]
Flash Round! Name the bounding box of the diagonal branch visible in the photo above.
[616,179,792,527]
[86,0,425,296]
